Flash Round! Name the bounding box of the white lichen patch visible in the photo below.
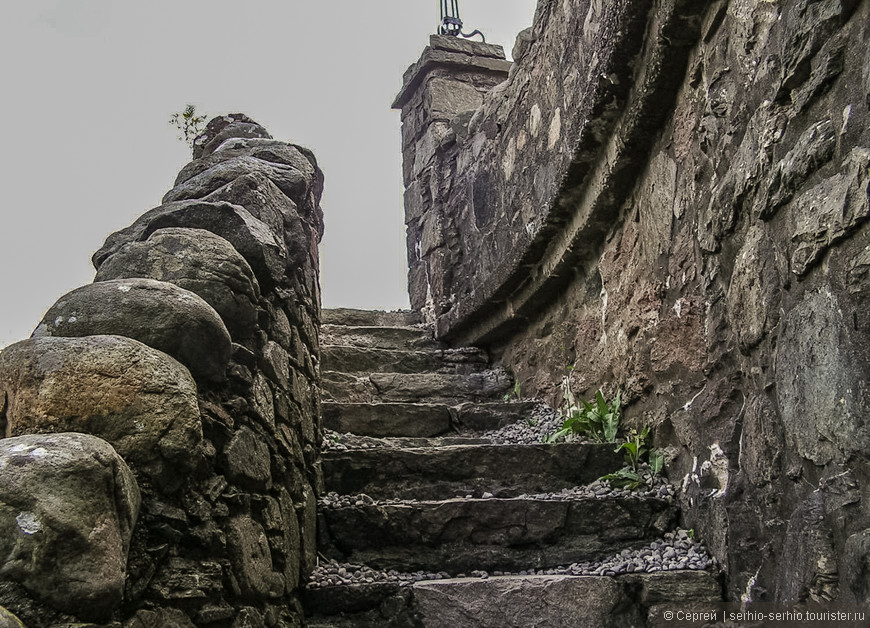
[117,285,132,293]
[16,512,41,535]
[29,447,48,458]
[548,108,562,150]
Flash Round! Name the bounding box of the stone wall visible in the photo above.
[0,114,323,627]
[397,0,870,609]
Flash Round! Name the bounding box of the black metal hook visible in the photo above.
[439,0,486,43]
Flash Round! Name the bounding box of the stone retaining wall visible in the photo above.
[0,114,323,627]
[397,0,870,608]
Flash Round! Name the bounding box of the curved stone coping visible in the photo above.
[437,0,712,345]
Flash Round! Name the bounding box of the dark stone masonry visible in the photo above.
[0,114,323,627]
[396,0,870,611]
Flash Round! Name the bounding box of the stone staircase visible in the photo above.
[304,309,723,627]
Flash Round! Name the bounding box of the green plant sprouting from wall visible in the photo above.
[546,370,665,489]
[170,104,208,148]
[547,371,620,443]
[601,427,664,489]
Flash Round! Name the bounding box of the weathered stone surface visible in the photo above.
[0,336,202,484]
[321,325,437,350]
[181,139,315,187]
[775,289,870,465]
[322,402,452,438]
[843,529,870,605]
[787,148,870,276]
[321,497,676,573]
[452,401,542,432]
[222,427,272,491]
[777,493,839,604]
[92,200,287,290]
[33,278,232,384]
[193,113,272,160]
[164,156,309,206]
[149,557,224,601]
[323,370,512,404]
[726,226,784,353]
[322,345,487,375]
[322,442,622,500]
[0,606,25,628]
[0,433,140,621]
[412,576,631,628]
[94,227,261,343]
[226,516,285,600]
[123,608,196,628]
[322,309,421,327]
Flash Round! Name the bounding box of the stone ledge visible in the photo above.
[393,41,511,109]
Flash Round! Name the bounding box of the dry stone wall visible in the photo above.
[398,0,870,609]
[0,114,323,627]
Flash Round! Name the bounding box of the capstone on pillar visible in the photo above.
[393,35,511,318]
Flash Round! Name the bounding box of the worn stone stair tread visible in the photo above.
[323,402,455,437]
[321,344,488,375]
[322,308,422,327]
[323,400,542,439]
[322,442,622,500]
[318,495,676,573]
[327,434,499,449]
[321,324,439,350]
[322,369,512,403]
[304,571,722,626]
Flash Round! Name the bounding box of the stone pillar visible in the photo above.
[393,36,510,318]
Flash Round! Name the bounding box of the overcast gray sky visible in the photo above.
[0,1,536,349]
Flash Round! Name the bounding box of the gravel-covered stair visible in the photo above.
[306,309,723,627]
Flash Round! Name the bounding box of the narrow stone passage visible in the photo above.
[304,309,723,627]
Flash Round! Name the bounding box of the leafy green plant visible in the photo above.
[547,377,621,443]
[169,104,208,148]
[601,427,665,489]
[503,379,522,403]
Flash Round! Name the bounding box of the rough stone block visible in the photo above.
[34,278,232,385]
[0,433,140,621]
[0,336,202,486]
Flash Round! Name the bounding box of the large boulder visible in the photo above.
[0,433,140,621]
[33,278,231,384]
[0,606,25,628]
[94,228,261,343]
[92,200,287,291]
[0,335,202,486]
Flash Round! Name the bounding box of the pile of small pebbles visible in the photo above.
[479,403,562,444]
[322,429,385,451]
[565,529,712,575]
[307,530,712,589]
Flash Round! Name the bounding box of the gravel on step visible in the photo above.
[306,529,713,589]
[321,403,586,451]
[477,402,563,444]
[318,475,674,509]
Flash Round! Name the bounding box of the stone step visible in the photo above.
[322,442,622,500]
[321,345,488,375]
[322,369,512,404]
[318,496,677,574]
[305,571,722,627]
[322,400,541,438]
[321,324,438,350]
[322,308,422,327]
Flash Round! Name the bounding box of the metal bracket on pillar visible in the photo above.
[439,0,486,43]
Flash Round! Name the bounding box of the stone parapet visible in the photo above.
[0,114,324,627]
